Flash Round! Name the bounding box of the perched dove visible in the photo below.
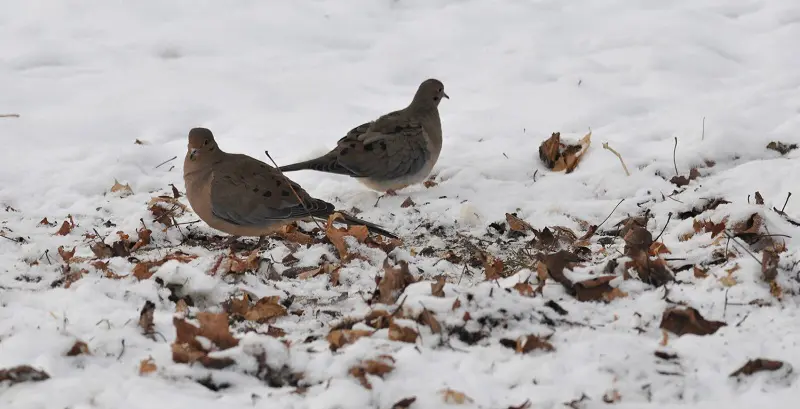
[183,127,397,245]
[278,78,448,195]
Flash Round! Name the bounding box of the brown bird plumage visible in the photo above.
[182,128,396,241]
[278,79,448,194]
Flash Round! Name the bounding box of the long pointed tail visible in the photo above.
[335,211,398,239]
[278,156,357,176]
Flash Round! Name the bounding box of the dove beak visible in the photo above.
[443,92,450,99]
[189,148,199,161]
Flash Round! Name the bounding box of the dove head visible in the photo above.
[411,78,448,110]
[187,127,219,162]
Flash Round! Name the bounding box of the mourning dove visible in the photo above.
[182,128,397,245]
[278,78,448,195]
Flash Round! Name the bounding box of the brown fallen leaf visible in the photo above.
[516,334,555,353]
[539,131,592,173]
[483,256,504,281]
[55,220,73,236]
[378,260,416,305]
[172,312,238,368]
[766,141,798,155]
[327,329,373,351]
[659,307,726,336]
[693,266,709,278]
[90,241,114,259]
[506,213,533,232]
[139,301,156,339]
[110,179,134,197]
[130,228,152,252]
[58,246,76,262]
[139,357,157,375]
[513,282,535,297]
[388,321,419,343]
[418,309,442,334]
[244,296,288,323]
[573,275,617,302]
[391,397,417,409]
[670,168,701,187]
[623,225,674,286]
[431,275,446,297]
[133,262,156,280]
[277,223,314,246]
[326,212,369,261]
[451,298,462,311]
[423,179,438,188]
[439,388,474,404]
[349,358,395,389]
[365,235,403,253]
[730,358,786,377]
[227,249,261,274]
[400,197,416,208]
[66,341,90,356]
[0,365,50,385]
[38,217,54,226]
[649,241,671,256]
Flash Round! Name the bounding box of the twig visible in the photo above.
[264,151,325,233]
[596,199,625,232]
[781,192,792,213]
[653,212,672,243]
[0,235,22,244]
[672,137,679,176]
[44,249,52,265]
[701,117,705,140]
[602,142,630,176]
[117,339,126,360]
[723,288,730,319]
[155,156,178,169]
[722,231,761,264]
[0,114,20,118]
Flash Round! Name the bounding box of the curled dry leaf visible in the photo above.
[400,197,416,208]
[730,359,787,377]
[326,212,369,261]
[0,365,50,385]
[483,256,505,281]
[277,223,314,246]
[388,321,419,343]
[506,213,533,232]
[130,228,152,251]
[139,357,157,375]
[538,131,592,173]
[659,307,726,336]
[327,329,373,351]
[418,309,442,334]
[58,246,76,262]
[139,300,156,339]
[228,294,288,323]
[66,341,90,356]
[623,225,674,286]
[513,282,535,297]
[110,179,134,197]
[391,397,417,409]
[439,388,474,405]
[378,260,416,305]
[365,235,403,253]
[693,266,709,278]
[516,334,555,353]
[55,220,73,236]
[172,312,238,369]
[573,276,624,302]
[349,357,395,389]
[431,275,446,297]
[226,250,261,274]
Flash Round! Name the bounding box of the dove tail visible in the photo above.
[337,212,398,239]
[278,156,357,176]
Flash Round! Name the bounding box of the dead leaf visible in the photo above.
[508,400,532,409]
[573,275,618,302]
[133,262,155,280]
[659,307,726,336]
[603,288,628,302]
[244,296,288,323]
[693,266,709,278]
[110,179,134,197]
[327,329,372,351]
[277,223,314,246]
[349,358,394,389]
[139,300,156,338]
[326,212,369,261]
[0,365,50,385]
[649,241,671,256]
[134,139,147,145]
[431,275,446,297]
[423,179,438,188]
[90,241,114,259]
[602,389,622,404]
[130,228,152,251]
[623,225,674,286]
[139,357,157,375]
[439,388,474,405]
[766,141,798,155]
[58,246,76,262]
[418,309,442,334]
[483,256,504,281]
[506,213,533,232]
[513,282,535,297]
[754,191,765,205]
[400,197,416,208]
[55,220,73,236]
[65,341,90,356]
[388,321,419,343]
[175,299,189,314]
[172,312,238,368]
[730,359,786,377]
[515,334,555,353]
[762,250,779,283]
[227,250,261,274]
[539,131,592,173]
[452,298,462,310]
[365,235,403,253]
[378,260,416,304]
[38,217,54,226]
[170,184,182,198]
[391,397,417,409]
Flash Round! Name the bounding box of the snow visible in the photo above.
[2,0,800,408]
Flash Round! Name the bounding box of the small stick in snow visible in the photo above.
[155,156,178,169]
[723,288,730,319]
[735,312,750,327]
[595,198,625,232]
[722,231,761,264]
[781,192,792,213]
[701,117,706,140]
[264,150,325,233]
[117,339,126,361]
[0,114,20,118]
[672,137,679,176]
[653,212,672,243]
[602,142,630,176]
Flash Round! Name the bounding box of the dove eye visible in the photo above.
[203,140,209,146]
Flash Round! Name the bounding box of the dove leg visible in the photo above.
[256,235,267,248]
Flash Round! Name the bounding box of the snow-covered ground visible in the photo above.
[2,0,800,408]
